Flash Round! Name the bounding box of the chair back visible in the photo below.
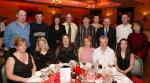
[1,65,7,83]
[131,55,143,78]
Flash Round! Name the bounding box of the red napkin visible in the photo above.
[131,76,144,83]
[42,72,60,83]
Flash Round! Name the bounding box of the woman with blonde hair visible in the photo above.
[33,37,56,70]
[6,36,36,83]
[78,36,95,63]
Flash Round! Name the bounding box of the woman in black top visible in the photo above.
[115,38,135,78]
[33,37,56,71]
[48,14,66,49]
[56,34,77,63]
[6,37,36,83]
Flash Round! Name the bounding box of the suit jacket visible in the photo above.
[96,27,116,50]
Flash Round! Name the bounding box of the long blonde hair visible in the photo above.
[35,37,49,52]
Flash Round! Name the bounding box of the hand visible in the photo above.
[120,70,126,75]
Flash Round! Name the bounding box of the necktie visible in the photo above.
[104,28,108,36]
[68,23,71,39]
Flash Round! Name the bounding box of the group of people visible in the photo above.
[0,9,148,82]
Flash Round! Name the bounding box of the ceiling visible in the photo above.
[6,0,145,8]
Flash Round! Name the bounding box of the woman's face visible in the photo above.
[84,38,91,47]
[93,16,100,23]
[55,17,60,25]
[16,42,26,53]
[120,40,128,50]
[133,23,140,33]
[39,40,46,50]
[63,35,70,46]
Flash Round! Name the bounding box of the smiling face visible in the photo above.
[62,35,70,46]
[84,38,91,47]
[55,17,60,25]
[66,13,72,23]
[15,42,27,53]
[93,16,100,23]
[38,40,46,50]
[16,10,27,23]
[120,40,128,51]
[133,23,141,33]
[121,14,129,24]
[103,18,111,27]
[35,14,43,23]
[83,17,90,25]
[100,38,108,48]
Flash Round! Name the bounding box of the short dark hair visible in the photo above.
[35,11,44,15]
[82,14,91,20]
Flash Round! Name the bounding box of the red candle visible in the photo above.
[75,64,81,75]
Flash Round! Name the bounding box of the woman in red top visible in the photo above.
[127,21,148,60]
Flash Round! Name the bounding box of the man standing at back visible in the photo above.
[116,14,132,43]
[30,11,48,50]
[3,9,30,53]
[96,18,116,50]
[63,13,78,44]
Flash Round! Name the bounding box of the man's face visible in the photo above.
[35,14,43,23]
[103,18,111,27]
[16,10,26,23]
[121,15,129,24]
[83,17,90,24]
[100,38,108,48]
[66,14,72,23]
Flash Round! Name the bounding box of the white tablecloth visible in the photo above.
[27,67,133,83]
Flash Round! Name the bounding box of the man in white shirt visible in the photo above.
[63,13,78,44]
[116,14,132,43]
[93,36,115,67]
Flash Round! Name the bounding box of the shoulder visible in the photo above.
[128,33,133,37]
[6,21,16,28]
[6,56,15,63]
[63,22,67,25]
[30,22,35,25]
[71,22,77,26]
[79,47,84,51]
[130,53,135,59]
[107,47,114,53]
[94,47,100,52]
[116,24,122,28]
[91,47,95,51]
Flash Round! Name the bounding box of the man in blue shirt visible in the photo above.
[3,9,30,53]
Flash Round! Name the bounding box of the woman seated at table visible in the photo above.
[115,38,135,78]
[33,37,56,71]
[78,36,94,63]
[6,36,36,83]
[56,34,77,63]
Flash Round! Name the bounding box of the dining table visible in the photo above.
[26,63,133,83]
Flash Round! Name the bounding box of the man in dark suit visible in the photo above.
[96,18,116,50]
